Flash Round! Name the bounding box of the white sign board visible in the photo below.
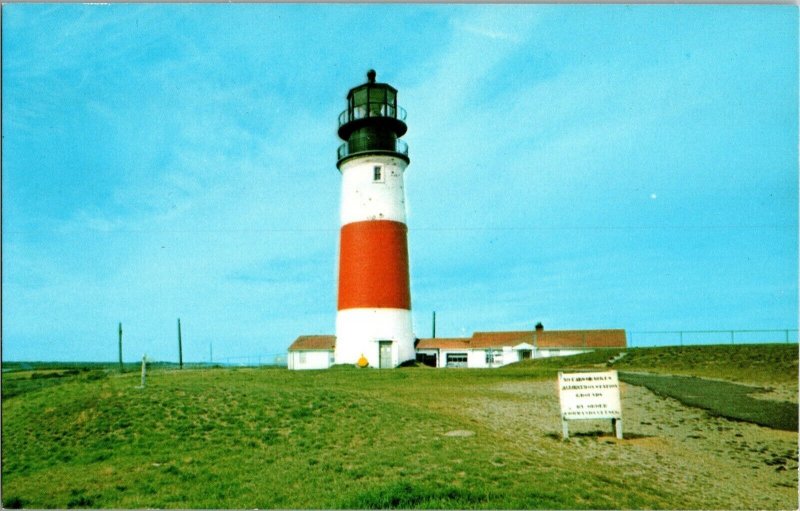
[558,370,622,420]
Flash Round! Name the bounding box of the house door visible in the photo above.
[379,341,393,369]
[445,353,468,368]
[416,353,437,367]
[519,350,532,360]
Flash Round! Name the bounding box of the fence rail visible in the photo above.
[628,329,798,348]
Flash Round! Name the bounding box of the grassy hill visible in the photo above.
[506,344,797,387]
[613,344,798,386]
[2,344,797,509]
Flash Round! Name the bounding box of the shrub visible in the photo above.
[3,496,25,509]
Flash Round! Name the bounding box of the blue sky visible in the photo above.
[3,4,797,362]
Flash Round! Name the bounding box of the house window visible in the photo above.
[446,353,468,368]
[373,165,383,182]
[299,352,307,364]
[329,352,335,366]
[486,350,503,365]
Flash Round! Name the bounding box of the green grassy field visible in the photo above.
[2,344,797,509]
[511,344,798,387]
[612,344,798,386]
[619,373,798,431]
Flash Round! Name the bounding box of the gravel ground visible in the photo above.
[462,380,798,510]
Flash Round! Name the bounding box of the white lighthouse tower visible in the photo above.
[334,70,416,368]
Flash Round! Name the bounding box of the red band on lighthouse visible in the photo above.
[338,220,411,311]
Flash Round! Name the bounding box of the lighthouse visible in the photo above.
[334,70,416,368]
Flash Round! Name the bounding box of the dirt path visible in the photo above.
[462,380,797,510]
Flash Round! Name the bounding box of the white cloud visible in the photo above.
[453,20,521,43]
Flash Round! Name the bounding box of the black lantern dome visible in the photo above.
[336,70,409,167]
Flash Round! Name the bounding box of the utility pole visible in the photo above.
[118,322,124,373]
[177,318,183,369]
[432,311,436,338]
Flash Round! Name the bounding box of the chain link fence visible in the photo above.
[628,329,798,348]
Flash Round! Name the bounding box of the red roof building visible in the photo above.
[416,329,626,350]
[287,335,336,370]
[414,328,626,368]
[288,328,626,369]
[288,335,337,351]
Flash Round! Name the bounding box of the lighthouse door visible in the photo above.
[378,341,393,369]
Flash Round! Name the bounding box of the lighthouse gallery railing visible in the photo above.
[337,138,408,161]
[338,104,407,127]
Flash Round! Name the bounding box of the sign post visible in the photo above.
[558,370,623,439]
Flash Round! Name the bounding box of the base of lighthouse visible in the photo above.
[335,309,416,368]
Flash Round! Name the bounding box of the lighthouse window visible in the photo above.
[373,166,384,182]
[353,88,367,107]
[369,88,386,116]
[353,88,368,119]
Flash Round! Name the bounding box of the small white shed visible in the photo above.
[287,335,336,370]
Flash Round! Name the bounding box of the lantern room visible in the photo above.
[337,70,409,166]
